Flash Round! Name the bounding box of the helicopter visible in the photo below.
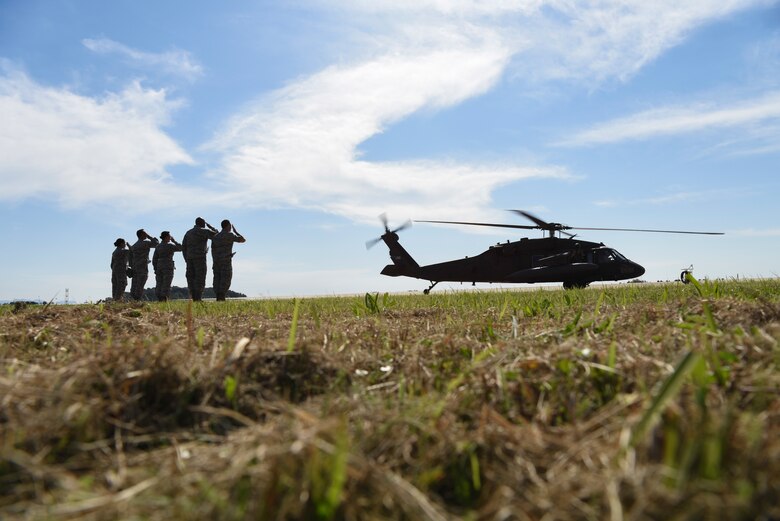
[366,210,724,293]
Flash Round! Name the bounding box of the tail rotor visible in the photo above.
[366,213,412,249]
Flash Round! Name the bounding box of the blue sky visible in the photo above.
[1,0,779,302]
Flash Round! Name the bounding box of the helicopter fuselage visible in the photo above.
[380,235,645,289]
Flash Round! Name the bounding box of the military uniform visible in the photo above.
[211,230,241,300]
[153,242,183,301]
[129,237,159,300]
[110,245,130,301]
[182,226,216,301]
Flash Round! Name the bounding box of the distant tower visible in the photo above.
[65,288,69,305]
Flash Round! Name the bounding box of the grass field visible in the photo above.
[2,279,779,520]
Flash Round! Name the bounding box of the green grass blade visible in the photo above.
[287,298,301,352]
[630,351,701,447]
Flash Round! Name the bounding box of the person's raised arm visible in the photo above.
[232,225,246,243]
[144,230,160,246]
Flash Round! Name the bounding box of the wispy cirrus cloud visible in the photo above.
[206,1,769,222]
[559,92,780,147]
[82,37,203,81]
[0,66,199,210]
[532,0,772,83]
[594,187,755,208]
[206,44,572,222]
[330,0,771,84]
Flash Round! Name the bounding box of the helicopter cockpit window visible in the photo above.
[595,249,618,263]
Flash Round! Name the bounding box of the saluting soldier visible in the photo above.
[152,231,183,301]
[182,217,218,301]
[129,229,159,301]
[211,219,246,301]
[110,238,130,302]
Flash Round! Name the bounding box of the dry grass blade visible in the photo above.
[375,467,450,521]
[229,336,251,362]
[189,405,256,428]
[49,477,159,516]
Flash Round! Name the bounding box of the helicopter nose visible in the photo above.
[632,262,645,277]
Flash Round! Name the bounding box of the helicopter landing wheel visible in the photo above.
[424,281,439,294]
[563,281,588,290]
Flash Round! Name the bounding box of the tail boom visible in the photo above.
[380,232,420,277]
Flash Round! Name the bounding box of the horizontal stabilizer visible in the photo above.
[381,264,404,277]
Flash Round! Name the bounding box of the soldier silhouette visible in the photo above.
[110,238,130,302]
[211,219,246,301]
[129,229,159,301]
[182,217,217,301]
[153,231,183,301]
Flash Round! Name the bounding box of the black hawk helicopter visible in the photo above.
[367,210,723,293]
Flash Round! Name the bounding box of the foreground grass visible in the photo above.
[1,279,779,520]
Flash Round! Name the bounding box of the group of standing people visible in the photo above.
[111,218,246,302]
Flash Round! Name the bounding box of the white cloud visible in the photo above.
[203,1,770,221]
[534,0,771,83]
[206,45,572,222]
[594,187,752,207]
[561,92,780,146]
[328,0,770,84]
[0,67,199,210]
[83,37,203,80]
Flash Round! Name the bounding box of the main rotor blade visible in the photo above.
[416,219,538,230]
[509,209,724,235]
[418,218,724,236]
[508,210,550,228]
[570,226,724,235]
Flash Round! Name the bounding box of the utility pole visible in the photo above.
[65,288,69,305]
